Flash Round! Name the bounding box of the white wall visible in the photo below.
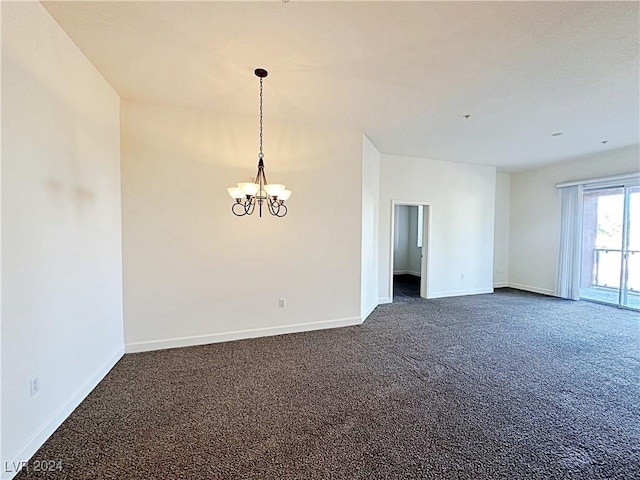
[361,135,380,320]
[1,3,123,477]
[121,99,363,352]
[379,154,496,302]
[509,145,640,295]
[393,206,421,276]
[494,172,511,287]
[393,206,411,272]
[407,206,422,275]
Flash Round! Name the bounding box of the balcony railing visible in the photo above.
[592,248,639,292]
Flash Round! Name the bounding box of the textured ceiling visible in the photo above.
[42,1,639,172]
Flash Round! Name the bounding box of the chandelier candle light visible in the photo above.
[227,68,291,217]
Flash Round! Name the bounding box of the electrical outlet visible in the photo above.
[460,274,465,280]
[30,377,40,396]
[278,298,286,308]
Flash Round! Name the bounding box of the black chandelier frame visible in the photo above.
[231,68,288,218]
[231,158,288,217]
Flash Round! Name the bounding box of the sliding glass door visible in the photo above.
[580,184,639,310]
[621,186,639,308]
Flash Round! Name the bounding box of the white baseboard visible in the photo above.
[2,347,124,480]
[429,287,494,299]
[508,282,556,297]
[361,302,378,322]
[493,282,508,288]
[125,316,363,353]
[378,297,392,305]
[393,270,421,277]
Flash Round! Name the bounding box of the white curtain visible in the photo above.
[556,184,583,299]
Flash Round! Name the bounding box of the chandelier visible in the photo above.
[227,68,291,217]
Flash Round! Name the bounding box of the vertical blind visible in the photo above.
[556,185,583,299]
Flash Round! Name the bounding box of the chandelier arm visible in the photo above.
[232,203,246,216]
[268,198,287,217]
[267,198,278,216]
[243,198,254,215]
[274,203,287,217]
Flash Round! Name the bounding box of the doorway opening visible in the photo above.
[389,201,431,302]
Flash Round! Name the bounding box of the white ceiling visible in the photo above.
[42,0,639,172]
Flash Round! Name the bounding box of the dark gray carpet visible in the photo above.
[393,274,420,299]
[16,289,640,479]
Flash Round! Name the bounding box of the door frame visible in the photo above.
[580,179,639,310]
[389,200,432,302]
